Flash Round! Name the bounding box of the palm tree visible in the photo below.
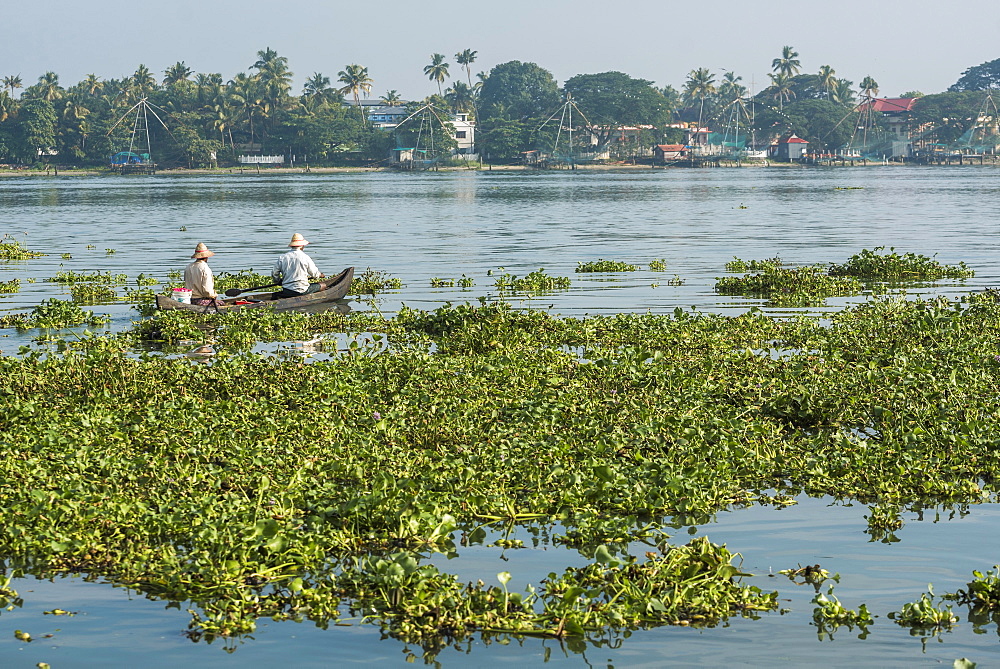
[229,73,265,145]
[831,78,856,106]
[163,61,193,86]
[684,67,716,132]
[302,72,338,111]
[3,74,22,98]
[82,74,103,96]
[772,46,802,78]
[455,49,478,87]
[337,64,373,122]
[473,71,487,93]
[380,90,402,106]
[37,71,63,101]
[445,82,475,114]
[253,51,293,117]
[768,72,795,110]
[718,71,746,103]
[860,76,880,100]
[130,64,157,98]
[817,65,837,100]
[424,53,450,95]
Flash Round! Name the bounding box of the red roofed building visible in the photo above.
[770,134,809,161]
[859,97,919,157]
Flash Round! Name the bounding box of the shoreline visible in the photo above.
[1,161,996,177]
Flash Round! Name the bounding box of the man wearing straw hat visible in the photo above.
[272,233,326,299]
[184,243,224,306]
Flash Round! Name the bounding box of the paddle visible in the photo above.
[224,281,281,297]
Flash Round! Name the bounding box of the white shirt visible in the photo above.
[272,248,321,293]
[184,260,216,298]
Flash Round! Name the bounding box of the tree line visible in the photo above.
[0,47,996,167]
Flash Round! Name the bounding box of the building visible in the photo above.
[367,105,409,128]
[859,97,919,158]
[770,134,809,160]
[452,112,476,155]
[653,144,688,162]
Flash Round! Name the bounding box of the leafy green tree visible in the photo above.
[767,72,794,110]
[12,99,57,162]
[31,72,64,102]
[912,91,990,144]
[949,58,1000,92]
[445,82,475,114]
[781,99,858,150]
[302,72,338,111]
[130,64,158,99]
[563,71,672,149]
[424,53,450,95]
[479,117,529,162]
[478,61,560,122]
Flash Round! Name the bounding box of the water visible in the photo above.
[2,167,1000,666]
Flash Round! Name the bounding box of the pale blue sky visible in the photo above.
[4,0,999,99]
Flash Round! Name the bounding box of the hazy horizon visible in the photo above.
[4,0,999,100]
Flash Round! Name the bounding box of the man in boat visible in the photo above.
[271,233,326,299]
[184,243,224,306]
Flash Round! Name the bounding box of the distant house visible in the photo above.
[452,112,476,155]
[859,97,919,158]
[770,134,809,160]
[653,144,688,162]
[367,105,409,128]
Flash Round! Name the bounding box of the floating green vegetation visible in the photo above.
[715,266,863,305]
[49,269,128,285]
[811,590,873,640]
[828,247,974,280]
[70,283,117,303]
[494,269,571,292]
[725,257,783,272]
[135,273,159,286]
[61,253,72,259]
[576,260,639,273]
[648,259,667,272]
[0,235,44,260]
[0,278,20,294]
[948,567,1000,610]
[1,298,110,330]
[5,295,1000,652]
[213,270,277,293]
[431,275,475,288]
[351,268,403,294]
[889,588,958,629]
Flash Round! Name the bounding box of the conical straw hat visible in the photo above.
[191,242,215,259]
[288,233,310,247]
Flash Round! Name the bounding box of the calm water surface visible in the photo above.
[2,167,1000,666]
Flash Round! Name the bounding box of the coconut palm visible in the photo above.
[424,53,450,95]
[455,49,477,87]
[253,51,293,116]
[3,74,22,98]
[302,72,337,110]
[338,64,373,122]
[380,90,402,107]
[229,73,265,145]
[82,74,103,96]
[831,78,856,106]
[860,76,880,99]
[772,46,802,78]
[163,61,193,86]
[37,71,63,101]
[718,71,746,103]
[445,82,475,114]
[768,72,795,110]
[130,64,157,98]
[817,65,837,100]
[684,67,716,130]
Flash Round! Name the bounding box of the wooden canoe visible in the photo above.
[155,267,355,313]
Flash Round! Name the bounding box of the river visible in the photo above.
[1,167,1000,667]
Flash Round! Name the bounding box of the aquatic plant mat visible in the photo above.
[3,295,1000,658]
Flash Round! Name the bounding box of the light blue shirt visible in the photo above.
[272,248,321,293]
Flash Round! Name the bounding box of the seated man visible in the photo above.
[271,233,325,298]
[184,243,225,306]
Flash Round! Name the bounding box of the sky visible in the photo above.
[4,0,999,100]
